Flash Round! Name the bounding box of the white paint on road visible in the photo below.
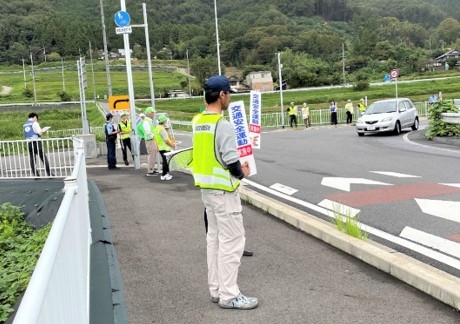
[243,179,460,270]
[318,199,360,218]
[321,177,392,192]
[370,171,420,178]
[400,226,460,259]
[415,198,460,223]
[269,183,298,195]
[440,183,460,189]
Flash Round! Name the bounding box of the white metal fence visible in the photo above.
[13,138,91,324]
[0,138,75,179]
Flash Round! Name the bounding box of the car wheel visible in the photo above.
[411,117,419,130]
[357,132,364,137]
[394,121,401,135]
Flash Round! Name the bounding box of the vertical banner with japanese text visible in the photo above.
[249,90,262,149]
[228,100,257,176]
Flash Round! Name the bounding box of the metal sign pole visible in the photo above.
[118,0,140,169]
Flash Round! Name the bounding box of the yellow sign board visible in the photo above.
[109,95,130,111]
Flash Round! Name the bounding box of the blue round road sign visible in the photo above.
[114,11,130,27]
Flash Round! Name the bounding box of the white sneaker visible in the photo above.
[160,174,173,181]
[218,293,258,310]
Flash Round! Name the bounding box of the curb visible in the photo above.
[239,186,460,311]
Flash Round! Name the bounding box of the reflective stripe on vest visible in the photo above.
[119,120,131,140]
[192,114,239,192]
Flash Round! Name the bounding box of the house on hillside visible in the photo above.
[432,49,460,70]
[245,71,274,92]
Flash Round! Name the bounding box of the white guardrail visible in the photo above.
[11,138,91,324]
[0,138,75,179]
[441,113,460,124]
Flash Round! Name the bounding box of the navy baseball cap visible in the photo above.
[205,75,232,93]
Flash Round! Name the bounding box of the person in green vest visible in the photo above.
[358,98,366,114]
[154,114,176,181]
[192,75,258,310]
[118,113,133,166]
[287,101,298,128]
[136,113,146,140]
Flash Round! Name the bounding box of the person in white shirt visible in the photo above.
[23,112,52,177]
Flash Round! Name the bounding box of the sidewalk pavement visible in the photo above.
[86,138,459,324]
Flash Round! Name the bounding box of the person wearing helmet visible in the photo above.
[153,114,176,180]
[104,113,120,170]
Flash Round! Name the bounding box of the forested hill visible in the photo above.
[1,0,460,87]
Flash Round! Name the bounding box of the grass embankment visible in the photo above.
[0,203,51,322]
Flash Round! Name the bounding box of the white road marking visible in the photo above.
[321,177,392,192]
[415,198,460,223]
[403,132,460,154]
[400,226,460,259]
[269,183,298,195]
[440,183,460,189]
[370,171,420,178]
[318,199,360,218]
[243,179,460,270]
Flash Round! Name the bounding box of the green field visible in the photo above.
[2,60,460,140]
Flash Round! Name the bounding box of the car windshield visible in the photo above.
[365,101,397,114]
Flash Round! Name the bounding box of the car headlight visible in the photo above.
[381,117,392,122]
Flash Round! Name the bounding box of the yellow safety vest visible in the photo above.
[288,106,296,116]
[119,120,131,140]
[192,114,240,192]
[154,125,171,151]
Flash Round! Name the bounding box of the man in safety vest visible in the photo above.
[287,102,298,128]
[358,98,366,114]
[143,107,160,176]
[154,114,176,181]
[345,99,354,124]
[118,113,133,166]
[192,75,258,310]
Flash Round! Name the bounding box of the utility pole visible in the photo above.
[89,41,97,100]
[186,49,192,97]
[30,52,37,105]
[100,0,112,97]
[61,58,65,91]
[22,58,27,89]
[213,0,221,75]
[277,52,285,128]
[342,42,346,86]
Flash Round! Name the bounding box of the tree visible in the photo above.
[190,56,220,87]
[436,18,460,45]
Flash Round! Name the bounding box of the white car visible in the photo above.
[356,98,419,136]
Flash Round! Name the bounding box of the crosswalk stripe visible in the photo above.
[400,226,460,259]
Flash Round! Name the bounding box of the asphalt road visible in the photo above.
[86,158,459,323]
[172,119,460,277]
[240,121,460,277]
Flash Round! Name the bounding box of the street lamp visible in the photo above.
[277,52,285,128]
[30,52,37,105]
[213,0,221,75]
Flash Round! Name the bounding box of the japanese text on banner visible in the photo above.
[228,101,257,176]
[249,90,262,149]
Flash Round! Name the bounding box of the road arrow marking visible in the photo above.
[321,177,392,192]
[415,198,460,223]
[269,183,298,195]
[370,171,420,178]
[400,226,460,259]
[318,199,360,218]
[440,183,460,189]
